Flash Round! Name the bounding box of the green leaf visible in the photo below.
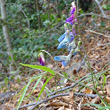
[16,79,32,110]
[83,103,110,110]
[63,72,68,79]
[37,76,53,101]
[103,74,106,88]
[102,4,107,9]
[16,75,41,110]
[20,63,55,75]
[26,75,42,99]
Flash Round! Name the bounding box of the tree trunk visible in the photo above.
[56,0,61,18]
[35,0,42,28]
[47,0,51,21]
[0,0,14,73]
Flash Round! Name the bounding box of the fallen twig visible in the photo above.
[48,69,110,97]
[16,70,110,110]
[18,92,98,110]
[48,74,89,96]
[76,55,86,72]
[85,29,110,38]
[78,12,110,20]
[94,0,107,17]
[97,43,110,46]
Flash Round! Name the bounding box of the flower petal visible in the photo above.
[68,40,76,51]
[72,28,76,36]
[54,56,62,61]
[39,57,45,66]
[70,7,75,15]
[57,35,70,49]
[65,15,74,25]
[62,60,69,67]
[70,32,74,42]
[73,51,78,56]
[58,32,66,42]
[57,42,67,49]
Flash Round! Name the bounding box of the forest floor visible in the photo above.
[0,10,110,110]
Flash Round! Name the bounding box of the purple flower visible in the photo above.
[70,7,75,15]
[72,28,76,36]
[65,2,76,25]
[38,53,45,66]
[65,15,74,25]
[39,57,45,66]
[70,32,74,42]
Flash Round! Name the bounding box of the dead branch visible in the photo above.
[48,74,89,96]
[17,92,98,110]
[85,29,110,38]
[78,12,110,20]
[94,0,107,17]
[15,70,110,110]
[76,55,86,72]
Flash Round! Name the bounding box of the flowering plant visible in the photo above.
[38,52,45,66]
[54,1,81,67]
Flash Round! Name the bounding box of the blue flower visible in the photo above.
[57,30,71,49]
[58,32,66,42]
[72,41,82,55]
[68,40,76,51]
[62,60,69,67]
[54,55,71,67]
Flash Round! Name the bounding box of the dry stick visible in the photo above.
[48,74,89,96]
[78,12,110,20]
[85,29,110,38]
[18,92,98,110]
[48,69,110,97]
[18,69,110,110]
[94,0,107,17]
[20,5,30,29]
[97,43,110,46]
[76,55,86,72]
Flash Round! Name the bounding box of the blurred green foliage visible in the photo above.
[0,0,73,72]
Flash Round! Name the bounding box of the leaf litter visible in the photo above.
[0,6,110,110]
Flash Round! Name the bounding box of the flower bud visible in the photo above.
[38,52,45,66]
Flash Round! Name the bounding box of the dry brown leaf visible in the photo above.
[82,97,88,104]
[69,90,74,105]
[81,106,94,110]
[69,90,74,100]
[47,64,53,69]
[58,106,72,110]
[62,96,70,103]
[91,96,100,104]
[58,106,65,110]
[106,85,110,95]
[1,105,11,110]
[105,96,110,104]
[99,91,106,95]
[84,88,93,94]
[49,100,68,107]
[32,89,39,97]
